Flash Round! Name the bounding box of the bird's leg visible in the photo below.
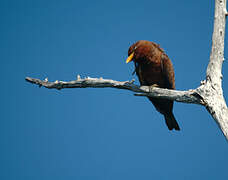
[149,84,159,92]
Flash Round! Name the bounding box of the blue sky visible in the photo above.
[1,0,228,179]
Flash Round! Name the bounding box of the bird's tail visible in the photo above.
[164,113,180,131]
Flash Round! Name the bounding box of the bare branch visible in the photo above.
[207,0,227,85]
[25,76,203,105]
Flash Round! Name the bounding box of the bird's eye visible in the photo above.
[134,46,137,50]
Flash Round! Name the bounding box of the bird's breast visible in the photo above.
[136,61,165,87]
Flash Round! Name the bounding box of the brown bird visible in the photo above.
[126,40,180,130]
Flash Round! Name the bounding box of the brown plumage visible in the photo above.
[126,40,180,130]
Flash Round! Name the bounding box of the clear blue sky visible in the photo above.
[1,0,228,179]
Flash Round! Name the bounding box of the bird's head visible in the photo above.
[126,40,153,63]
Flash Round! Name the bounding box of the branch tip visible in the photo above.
[77,75,81,80]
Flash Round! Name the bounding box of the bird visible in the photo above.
[126,40,180,130]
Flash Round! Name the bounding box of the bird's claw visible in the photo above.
[129,79,135,84]
[149,84,159,92]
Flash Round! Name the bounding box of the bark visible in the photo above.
[25,0,228,141]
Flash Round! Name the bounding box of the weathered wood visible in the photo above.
[196,0,228,140]
[25,76,203,104]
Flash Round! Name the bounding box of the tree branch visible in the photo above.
[25,76,204,105]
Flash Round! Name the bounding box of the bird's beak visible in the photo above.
[126,52,134,63]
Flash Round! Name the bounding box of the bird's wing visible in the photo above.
[161,53,175,89]
[134,61,147,85]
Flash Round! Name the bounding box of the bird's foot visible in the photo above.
[149,84,159,92]
[151,84,159,87]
